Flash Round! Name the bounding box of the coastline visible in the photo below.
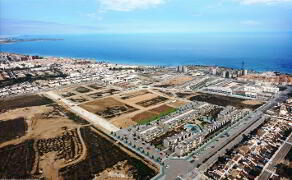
[0,38,64,44]
[1,51,291,75]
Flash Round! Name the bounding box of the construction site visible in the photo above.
[0,92,159,180]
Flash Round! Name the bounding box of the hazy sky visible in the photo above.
[1,0,292,35]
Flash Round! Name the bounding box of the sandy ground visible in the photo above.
[124,93,158,104]
[242,100,263,105]
[0,105,80,148]
[167,100,188,108]
[120,90,150,99]
[0,106,46,121]
[110,117,137,129]
[93,160,135,180]
[39,152,63,180]
[0,74,4,81]
[162,76,193,86]
[0,102,87,180]
[80,97,127,113]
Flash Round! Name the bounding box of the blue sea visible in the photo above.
[1,33,292,73]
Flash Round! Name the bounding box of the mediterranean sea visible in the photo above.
[1,32,292,73]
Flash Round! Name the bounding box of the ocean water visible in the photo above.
[1,33,292,73]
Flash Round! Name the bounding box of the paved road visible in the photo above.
[162,159,194,180]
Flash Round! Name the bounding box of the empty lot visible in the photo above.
[80,97,138,119]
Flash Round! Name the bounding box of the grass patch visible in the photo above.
[138,108,176,125]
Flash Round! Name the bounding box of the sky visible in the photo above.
[0,0,292,35]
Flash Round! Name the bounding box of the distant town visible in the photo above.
[0,38,63,44]
[0,52,291,180]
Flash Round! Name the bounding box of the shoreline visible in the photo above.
[0,38,64,45]
[0,51,291,75]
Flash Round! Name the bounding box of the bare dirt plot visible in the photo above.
[189,93,263,110]
[168,76,193,85]
[159,76,193,87]
[114,82,135,89]
[167,100,187,108]
[136,96,168,108]
[153,89,174,97]
[0,117,27,144]
[242,100,263,106]
[0,94,53,113]
[0,73,4,81]
[80,97,138,119]
[120,90,151,100]
[94,160,136,180]
[111,117,137,129]
[0,104,87,148]
[176,92,194,98]
[61,92,76,98]
[0,101,89,180]
[87,84,103,90]
[125,93,158,104]
[75,86,92,93]
[88,89,120,99]
[69,96,89,103]
[37,128,83,166]
[0,140,36,179]
[60,126,157,180]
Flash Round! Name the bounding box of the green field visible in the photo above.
[138,108,177,125]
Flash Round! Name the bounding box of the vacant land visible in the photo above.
[126,93,158,104]
[0,95,89,180]
[150,104,174,114]
[242,100,263,106]
[0,117,27,143]
[111,117,137,129]
[87,84,102,90]
[167,76,193,85]
[167,100,187,108]
[61,92,76,98]
[0,95,53,113]
[176,92,194,98]
[153,89,173,97]
[136,96,168,108]
[132,111,158,124]
[80,97,138,119]
[75,86,92,93]
[0,104,87,144]
[88,89,120,99]
[69,96,88,103]
[0,140,36,179]
[189,93,263,110]
[132,106,176,125]
[60,127,157,180]
[120,90,151,100]
[156,76,193,87]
